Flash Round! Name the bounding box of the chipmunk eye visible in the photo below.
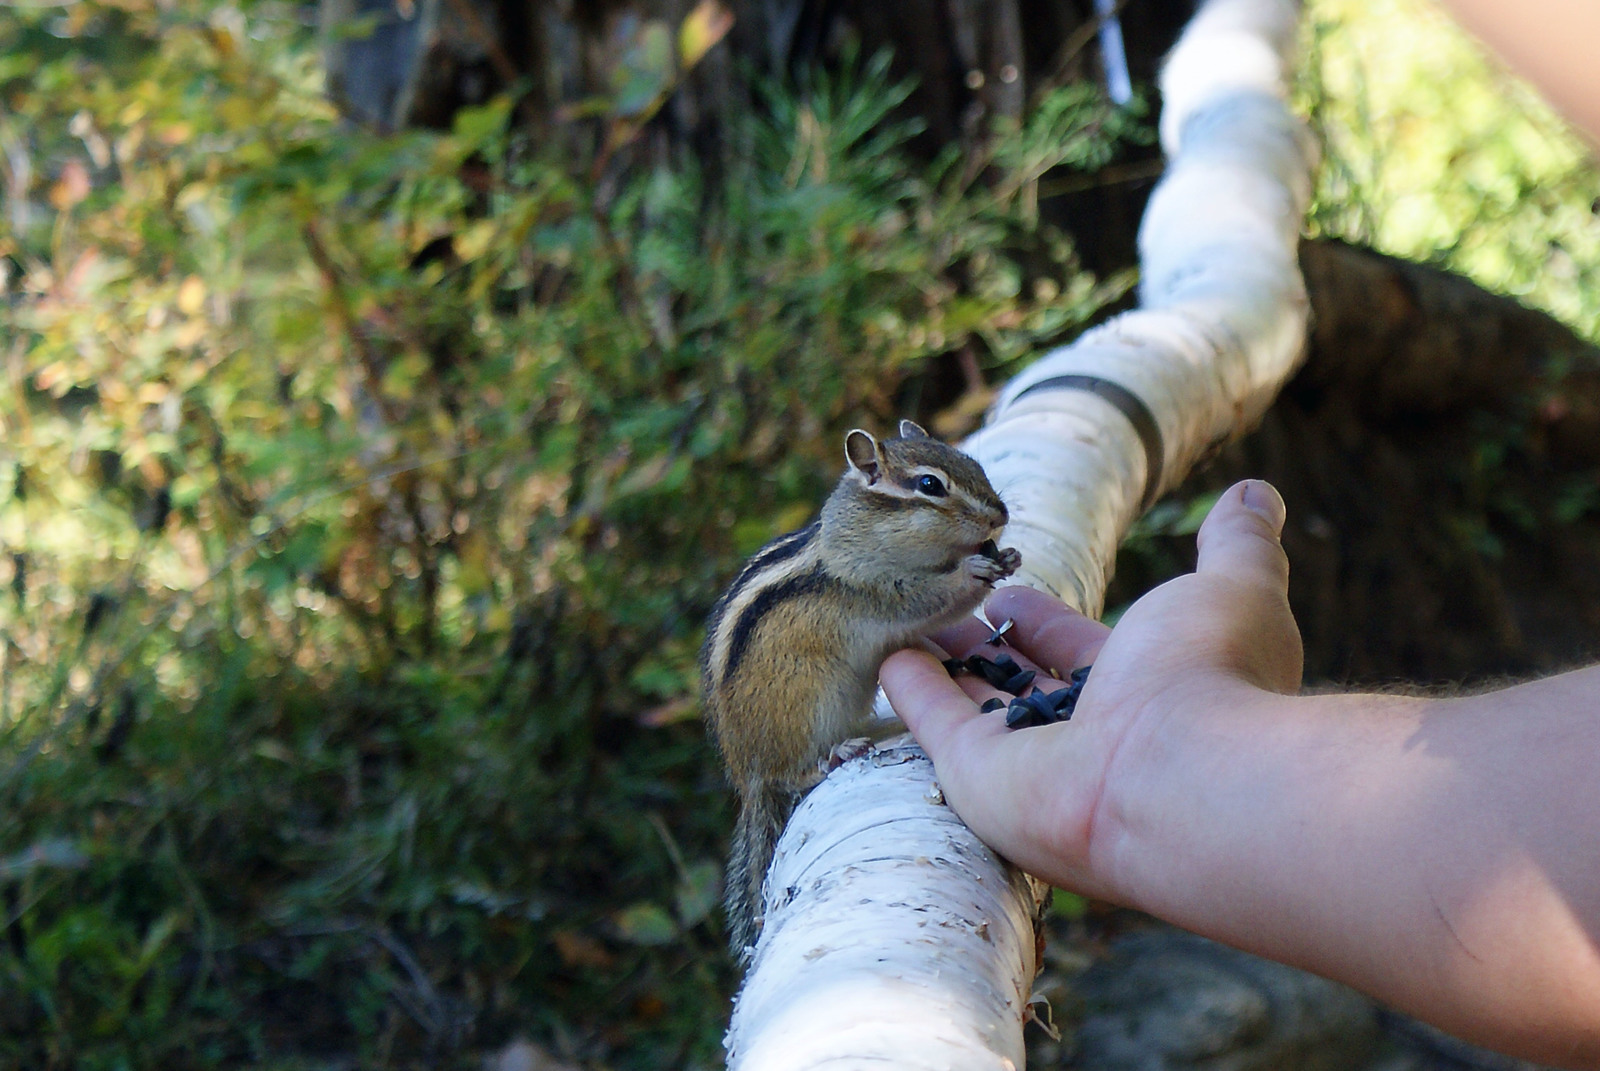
[915,474,947,497]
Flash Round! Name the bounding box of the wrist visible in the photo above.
[1090,682,1445,983]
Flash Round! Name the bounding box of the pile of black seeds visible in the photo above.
[946,651,1092,730]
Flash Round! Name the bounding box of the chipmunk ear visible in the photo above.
[845,429,882,484]
[898,419,931,440]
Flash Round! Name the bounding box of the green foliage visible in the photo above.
[1300,0,1600,343]
[0,2,1132,1067]
[1287,0,1600,570]
[1112,1,1600,638]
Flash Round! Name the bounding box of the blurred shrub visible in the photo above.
[0,2,1133,1066]
[1301,0,1600,343]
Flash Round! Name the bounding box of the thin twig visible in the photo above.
[1037,156,1166,197]
[300,220,400,427]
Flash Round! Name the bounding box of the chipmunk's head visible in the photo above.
[828,420,1008,563]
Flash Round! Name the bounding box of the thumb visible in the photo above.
[1191,479,1302,693]
[1195,480,1290,595]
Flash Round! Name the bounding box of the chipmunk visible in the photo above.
[701,419,1021,960]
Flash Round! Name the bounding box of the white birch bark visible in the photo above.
[724,1,1317,1065]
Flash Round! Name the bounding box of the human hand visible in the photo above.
[889,480,1600,1063]
[879,479,1303,903]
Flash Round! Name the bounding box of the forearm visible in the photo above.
[1101,670,1600,1066]
[1437,0,1600,145]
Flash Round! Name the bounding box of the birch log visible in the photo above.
[724,1,1317,1065]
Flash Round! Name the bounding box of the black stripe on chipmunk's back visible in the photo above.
[722,563,830,684]
[723,522,819,605]
[703,523,820,678]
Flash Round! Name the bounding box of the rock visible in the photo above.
[1062,929,1379,1071]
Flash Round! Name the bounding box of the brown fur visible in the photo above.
[701,421,1019,959]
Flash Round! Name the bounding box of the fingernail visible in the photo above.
[1241,480,1286,534]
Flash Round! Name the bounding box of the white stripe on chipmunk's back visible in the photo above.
[704,523,821,688]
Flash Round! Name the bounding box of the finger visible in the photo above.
[932,620,1046,670]
[982,585,1109,671]
[927,613,999,659]
[1195,480,1290,592]
[880,649,1006,757]
[920,620,1070,699]
[952,671,1066,706]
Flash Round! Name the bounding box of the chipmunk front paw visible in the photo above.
[966,541,1022,584]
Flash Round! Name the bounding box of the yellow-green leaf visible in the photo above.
[678,0,733,72]
[614,902,677,945]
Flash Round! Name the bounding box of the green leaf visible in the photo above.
[450,96,513,151]
[678,1,733,72]
[612,21,675,119]
[614,902,678,945]
[1051,888,1088,919]
[675,861,721,928]
[1171,491,1223,536]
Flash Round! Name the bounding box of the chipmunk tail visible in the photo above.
[724,785,792,965]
